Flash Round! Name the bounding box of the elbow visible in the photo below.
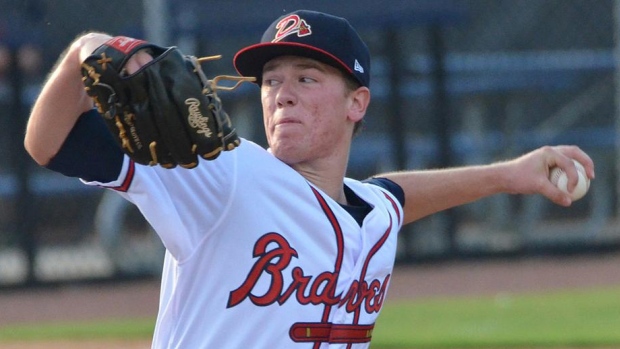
[24,136,55,167]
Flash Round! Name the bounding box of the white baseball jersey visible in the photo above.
[83,139,403,348]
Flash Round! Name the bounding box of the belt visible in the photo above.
[289,322,375,344]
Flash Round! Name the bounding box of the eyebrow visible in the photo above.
[263,59,326,74]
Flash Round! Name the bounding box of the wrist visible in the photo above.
[72,32,113,63]
[490,160,517,194]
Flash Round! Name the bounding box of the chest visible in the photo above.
[219,180,400,312]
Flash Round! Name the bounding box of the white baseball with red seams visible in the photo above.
[85,140,403,348]
[549,159,590,201]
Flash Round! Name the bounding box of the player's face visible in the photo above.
[260,56,363,166]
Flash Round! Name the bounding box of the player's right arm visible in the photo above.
[380,145,595,225]
[25,33,112,166]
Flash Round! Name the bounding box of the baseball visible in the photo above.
[549,159,590,201]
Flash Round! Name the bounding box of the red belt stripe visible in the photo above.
[289,322,374,344]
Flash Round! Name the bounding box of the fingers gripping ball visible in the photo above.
[549,159,590,201]
[80,36,247,169]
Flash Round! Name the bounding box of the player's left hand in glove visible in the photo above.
[80,36,254,169]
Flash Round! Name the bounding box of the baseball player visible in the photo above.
[25,9,594,349]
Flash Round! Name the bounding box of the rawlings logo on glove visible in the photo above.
[185,98,214,138]
[80,36,254,169]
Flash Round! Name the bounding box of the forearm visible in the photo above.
[381,145,595,225]
[382,164,509,224]
[25,33,111,165]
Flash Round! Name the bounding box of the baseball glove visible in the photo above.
[80,36,254,169]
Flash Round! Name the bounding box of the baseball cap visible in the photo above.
[233,10,370,88]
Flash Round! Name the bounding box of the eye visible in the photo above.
[262,78,280,87]
[299,76,317,83]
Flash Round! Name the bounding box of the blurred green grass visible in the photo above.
[1,286,619,348]
[0,318,155,342]
[372,286,620,348]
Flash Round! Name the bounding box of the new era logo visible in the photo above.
[354,59,364,73]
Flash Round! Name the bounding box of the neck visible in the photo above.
[291,158,349,205]
[302,170,347,205]
[278,133,353,205]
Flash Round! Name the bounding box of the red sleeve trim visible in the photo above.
[110,160,135,192]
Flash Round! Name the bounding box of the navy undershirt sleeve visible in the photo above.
[364,177,406,208]
[45,109,124,183]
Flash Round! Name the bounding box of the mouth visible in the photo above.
[275,118,301,127]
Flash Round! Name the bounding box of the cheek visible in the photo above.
[308,100,348,143]
[260,92,272,116]
[315,95,348,129]
[261,95,275,133]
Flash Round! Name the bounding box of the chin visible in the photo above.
[270,147,303,165]
[272,152,299,165]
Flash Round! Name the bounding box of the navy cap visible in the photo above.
[234,10,370,87]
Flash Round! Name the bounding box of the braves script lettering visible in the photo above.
[227,232,389,314]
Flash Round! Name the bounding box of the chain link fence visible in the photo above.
[378,0,618,260]
[0,0,617,286]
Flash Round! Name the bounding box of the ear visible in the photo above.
[347,86,370,123]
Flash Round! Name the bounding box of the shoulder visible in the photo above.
[361,177,405,207]
[345,177,405,226]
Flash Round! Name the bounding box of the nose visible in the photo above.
[275,80,297,108]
